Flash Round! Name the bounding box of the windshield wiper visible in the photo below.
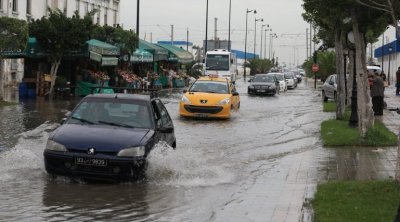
[71,116,94,124]
[98,121,135,128]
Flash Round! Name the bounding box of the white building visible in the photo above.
[0,0,120,88]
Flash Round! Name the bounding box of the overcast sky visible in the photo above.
[120,0,310,67]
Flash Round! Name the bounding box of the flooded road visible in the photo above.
[0,79,395,221]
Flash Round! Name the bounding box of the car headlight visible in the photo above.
[46,140,67,152]
[217,98,230,105]
[117,146,145,157]
[181,95,191,105]
[248,85,254,89]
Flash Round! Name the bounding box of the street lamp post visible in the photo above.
[260,24,267,58]
[269,33,277,60]
[389,45,393,85]
[244,9,256,79]
[228,0,232,51]
[254,17,263,58]
[347,31,358,128]
[205,0,209,57]
[136,0,140,36]
[264,28,269,59]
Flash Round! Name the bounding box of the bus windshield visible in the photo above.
[206,55,229,71]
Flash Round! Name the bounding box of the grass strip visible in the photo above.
[323,101,336,112]
[313,180,400,222]
[0,100,17,107]
[321,119,397,146]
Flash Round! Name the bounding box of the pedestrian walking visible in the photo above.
[370,72,385,116]
[396,67,400,95]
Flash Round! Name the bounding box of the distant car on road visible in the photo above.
[267,72,287,92]
[322,74,337,102]
[44,93,176,181]
[284,72,297,89]
[248,74,279,96]
[179,75,240,119]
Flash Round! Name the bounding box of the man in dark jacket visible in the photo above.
[396,66,400,95]
[371,72,385,116]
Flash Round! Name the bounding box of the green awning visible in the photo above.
[156,43,194,64]
[131,48,153,63]
[102,57,118,66]
[86,39,120,56]
[139,39,168,61]
[90,51,102,62]
[1,37,46,58]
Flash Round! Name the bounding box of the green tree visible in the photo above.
[29,9,93,99]
[302,51,336,82]
[245,59,274,75]
[91,25,137,55]
[0,17,28,100]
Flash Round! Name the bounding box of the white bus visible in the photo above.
[205,49,238,83]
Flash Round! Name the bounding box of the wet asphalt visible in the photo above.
[0,77,398,222]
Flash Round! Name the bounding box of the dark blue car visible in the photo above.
[44,94,176,181]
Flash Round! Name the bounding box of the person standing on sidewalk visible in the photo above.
[396,67,400,95]
[371,72,385,116]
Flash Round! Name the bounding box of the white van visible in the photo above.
[205,49,238,83]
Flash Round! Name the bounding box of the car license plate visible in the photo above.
[75,157,107,167]
[196,114,209,118]
[257,90,266,92]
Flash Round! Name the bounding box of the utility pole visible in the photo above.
[171,25,174,45]
[214,17,218,41]
[309,23,312,57]
[150,32,152,43]
[187,28,189,51]
[136,0,140,36]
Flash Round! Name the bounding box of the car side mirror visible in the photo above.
[230,59,234,64]
[60,117,67,125]
[232,91,239,96]
[248,79,253,82]
[157,127,173,133]
[183,89,187,93]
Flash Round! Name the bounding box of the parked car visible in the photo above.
[44,93,176,181]
[179,75,240,119]
[267,72,287,92]
[284,72,297,89]
[248,74,279,96]
[322,74,337,102]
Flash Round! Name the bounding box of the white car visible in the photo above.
[284,72,297,89]
[267,72,287,92]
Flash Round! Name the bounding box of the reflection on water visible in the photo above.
[0,92,80,149]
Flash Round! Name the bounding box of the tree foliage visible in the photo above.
[245,59,274,75]
[90,25,137,54]
[302,51,336,82]
[0,17,28,52]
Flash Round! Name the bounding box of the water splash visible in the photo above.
[146,142,234,187]
[0,123,57,182]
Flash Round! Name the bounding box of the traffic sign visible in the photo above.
[312,64,319,72]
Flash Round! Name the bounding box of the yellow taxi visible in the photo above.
[179,76,240,119]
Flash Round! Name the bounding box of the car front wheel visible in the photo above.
[322,91,328,102]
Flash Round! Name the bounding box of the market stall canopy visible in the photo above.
[86,39,120,66]
[156,43,194,64]
[131,48,153,63]
[139,39,168,61]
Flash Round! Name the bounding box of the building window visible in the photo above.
[76,0,79,14]
[96,7,100,25]
[26,0,31,14]
[63,0,67,14]
[12,0,17,12]
[85,2,88,13]
[0,0,3,10]
[11,59,18,70]
[104,9,107,25]
[113,10,117,26]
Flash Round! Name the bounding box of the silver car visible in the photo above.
[322,74,337,102]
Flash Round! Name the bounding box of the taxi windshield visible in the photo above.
[189,80,229,94]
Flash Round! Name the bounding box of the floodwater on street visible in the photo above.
[0,79,397,222]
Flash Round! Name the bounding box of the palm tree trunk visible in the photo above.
[49,57,61,99]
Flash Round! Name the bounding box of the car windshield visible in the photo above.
[189,80,229,93]
[274,74,284,81]
[284,73,294,79]
[206,55,229,70]
[67,99,153,129]
[254,75,275,83]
